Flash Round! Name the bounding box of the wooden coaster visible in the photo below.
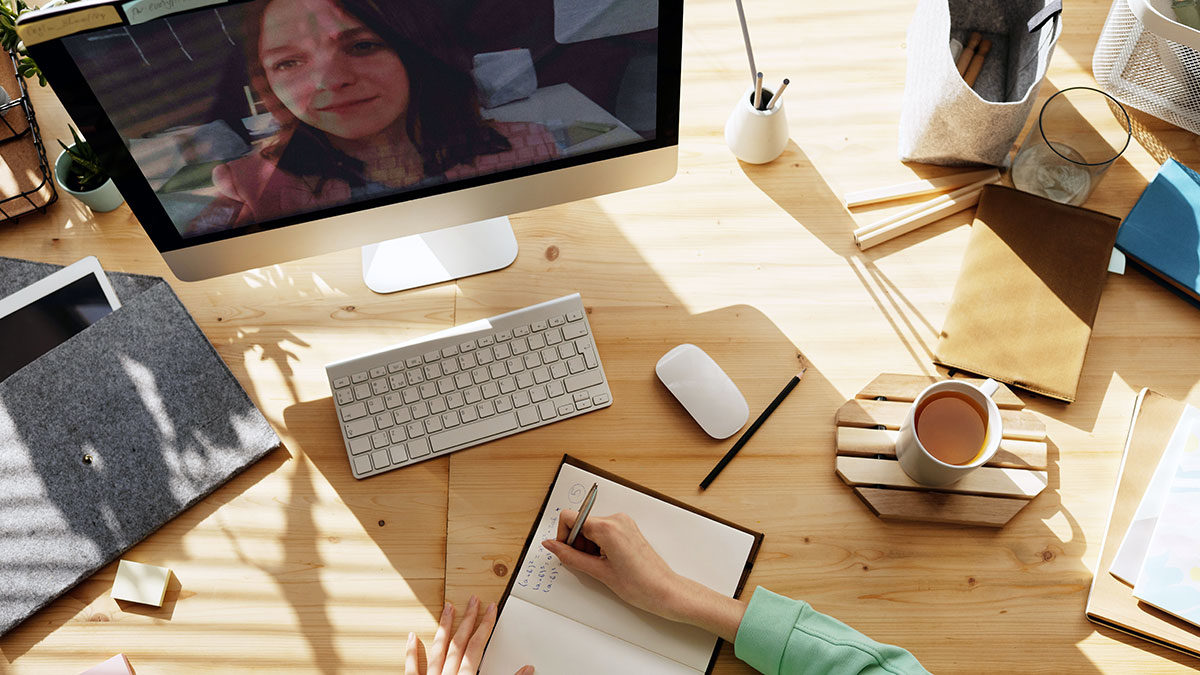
[835,374,1048,527]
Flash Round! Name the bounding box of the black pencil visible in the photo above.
[699,368,806,490]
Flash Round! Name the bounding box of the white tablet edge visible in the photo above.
[0,256,122,320]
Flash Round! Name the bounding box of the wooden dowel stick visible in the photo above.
[852,175,999,240]
[842,168,999,208]
[854,181,996,251]
[956,32,981,75]
[963,39,992,88]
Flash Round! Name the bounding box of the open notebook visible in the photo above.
[480,456,763,674]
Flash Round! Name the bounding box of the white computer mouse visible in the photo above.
[655,344,749,439]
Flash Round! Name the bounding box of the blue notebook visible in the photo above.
[1116,159,1200,304]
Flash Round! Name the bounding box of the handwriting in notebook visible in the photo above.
[515,482,587,594]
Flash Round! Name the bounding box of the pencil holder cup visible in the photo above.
[725,88,789,164]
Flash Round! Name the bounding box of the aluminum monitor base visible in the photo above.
[361,216,518,294]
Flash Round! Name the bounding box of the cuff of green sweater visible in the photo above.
[733,586,806,675]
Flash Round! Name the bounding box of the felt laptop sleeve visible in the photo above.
[0,257,280,636]
[933,185,1120,402]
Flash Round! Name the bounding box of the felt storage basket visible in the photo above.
[1093,0,1200,135]
[899,0,1063,166]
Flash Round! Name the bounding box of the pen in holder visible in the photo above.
[725,87,789,164]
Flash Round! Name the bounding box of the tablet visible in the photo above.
[0,256,122,381]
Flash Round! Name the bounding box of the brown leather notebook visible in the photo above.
[934,185,1121,402]
[1086,390,1200,658]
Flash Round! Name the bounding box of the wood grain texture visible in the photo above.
[856,373,1026,409]
[836,456,1048,499]
[836,398,1048,440]
[851,487,1030,527]
[1,0,1199,672]
[836,426,1049,470]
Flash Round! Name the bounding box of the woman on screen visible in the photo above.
[186,0,557,235]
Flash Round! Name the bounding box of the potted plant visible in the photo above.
[54,125,122,212]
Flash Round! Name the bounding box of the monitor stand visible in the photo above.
[361,216,518,294]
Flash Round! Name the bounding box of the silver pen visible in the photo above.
[566,483,598,547]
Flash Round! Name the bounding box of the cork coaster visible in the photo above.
[835,373,1048,527]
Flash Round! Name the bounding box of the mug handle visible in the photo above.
[978,378,999,398]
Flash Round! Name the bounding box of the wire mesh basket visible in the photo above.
[1093,0,1200,135]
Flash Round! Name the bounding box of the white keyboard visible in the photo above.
[325,294,613,478]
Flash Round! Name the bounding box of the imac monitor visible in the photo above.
[21,0,681,291]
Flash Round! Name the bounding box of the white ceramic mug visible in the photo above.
[895,379,1002,486]
[724,87,788,164]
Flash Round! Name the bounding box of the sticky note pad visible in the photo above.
[111,560,170,607]
[80,653,135,674]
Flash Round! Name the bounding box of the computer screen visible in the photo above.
[50,0,671,241]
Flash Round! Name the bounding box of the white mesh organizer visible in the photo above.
[1094,0,1200,135]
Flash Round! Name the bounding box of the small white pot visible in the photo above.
[724,87,789,164]
[54,147,124,213]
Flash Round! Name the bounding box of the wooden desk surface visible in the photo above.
[3,0,1200,672]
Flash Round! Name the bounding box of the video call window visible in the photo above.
[63,0,660,238]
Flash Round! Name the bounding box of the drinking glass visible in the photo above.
[1010,87,1132,206]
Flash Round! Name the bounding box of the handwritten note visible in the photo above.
[514,481,587,594]
[17,6,122,46]
[123,0,225,26]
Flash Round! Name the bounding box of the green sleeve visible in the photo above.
[733,587,930,675]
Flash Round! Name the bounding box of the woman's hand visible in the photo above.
[405,596,533,675]
[541,510,747,642]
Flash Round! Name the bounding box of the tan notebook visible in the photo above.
[934,185,1121,402]
[1085,389,1200,658]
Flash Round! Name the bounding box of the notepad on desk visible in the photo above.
[480,456,763,675]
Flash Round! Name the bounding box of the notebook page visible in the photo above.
[1110,405,1200,584]
[479,596,698,675]
[509,462,756,671]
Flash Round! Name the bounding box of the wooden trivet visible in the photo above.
[835,373,1048,527]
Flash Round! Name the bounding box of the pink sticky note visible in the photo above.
[79,654,135,675]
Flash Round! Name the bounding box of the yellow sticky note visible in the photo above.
[16,5,121,47]
[111,559,171,607]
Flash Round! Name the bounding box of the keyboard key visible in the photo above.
[538,401,557,421]
[425,416,443,433]
[499,377,517,394]
[575,399,593,411]
[514,325,531,337]
[403,388,420,405]
[408,438,431,458]
[406,356,422,368]
[442,359,460,375]
[424,364,442,379]
[437,378,455,395]
[593,393,611,406]
[345,418,376,437]
[494,343,512,360]
[394,408,412,424]
[567,310,584,322]
[455,373,472,389]
[497,330,513,342]
[557,403,574,416]
[546,330,563,345]
[472,367,489,384]
[558,342,576,359]
[511,339,529,355]
[460,407,478,423]
[407,369,425,384]
[387,361,405,373]
[565,370,604,392]
[430,398,447,415]
[367,398,385,415]
[513,391,532,407]
[349,436,372,455]
[406,422,425,438]
[549,315,566,327]
[464,388,482,404]
[524,353,541,369]
[389,427,407,444]
[372,379,388,396]
[562,322,587,340]
[482,382,500,398]
[506,358,525,374]
[352,371,369,383]
[477,401,496,417]
[336,388,355,405]
[430,412,518,452]
[333,376,351,389]
[353,454,373,475]
[548,381,566,397]
[389,374,407,390]
[442,411,460,428]
[567,356,586,374]
[528,334,546,350]
[441,345,458,358]
[371,449,390,470]
[550,363,568,379]
[375,413,394,430]
[459,340,477,352]
[354,384,372,400]
[517,407,539,426]
[532,320,548,332]
[496,397,514,412]
[530,387,548,403]
[579,344,598,369]
[341,401,367,421]
[532,367,550,384]
[573,392,589,402]
[370,366,387,379]
[371,431,389,449]
[516,372,534,389]
[476,350,495,365]
[385,392,403,409]
[412,402,430,419]
[419,383,437,399]
[389,446,408,464]
[447,392,465,408]
[540,348,559,364]
[478,335,495,347]
[423,350,440,363]
[459,353,476,370]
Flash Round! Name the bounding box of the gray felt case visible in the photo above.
[898,0,1063,166]
[0,256,280,636]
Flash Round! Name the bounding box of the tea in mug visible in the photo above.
[914,390,988,465]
